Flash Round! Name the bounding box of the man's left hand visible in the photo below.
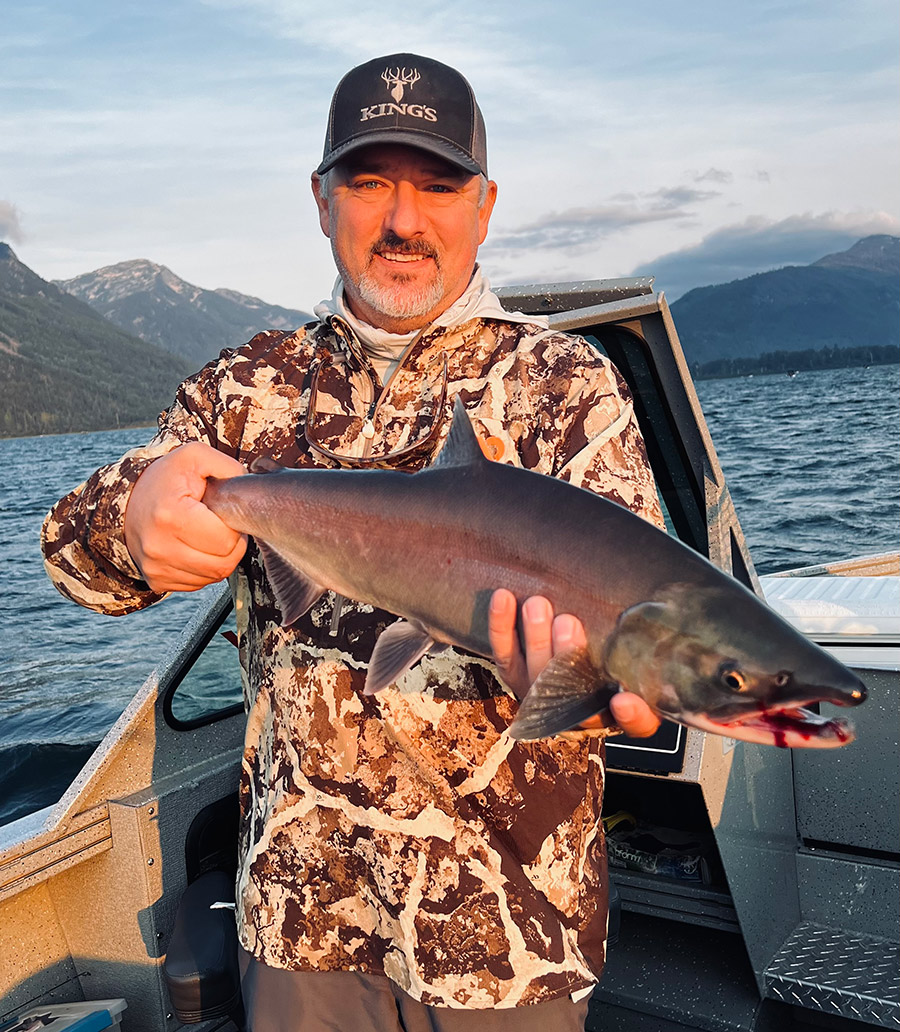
[488,589,661,737]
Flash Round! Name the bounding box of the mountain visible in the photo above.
[0,244,193,438]
[56,260,314,367]
[811,234,898,275]
[670,235,899,373]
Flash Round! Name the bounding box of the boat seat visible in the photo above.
[163,868,246,1029]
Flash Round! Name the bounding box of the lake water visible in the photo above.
[1,363,897,825]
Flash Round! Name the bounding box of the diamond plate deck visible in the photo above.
[765,922,900,1028]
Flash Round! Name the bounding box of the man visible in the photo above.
[42,54,662,1031]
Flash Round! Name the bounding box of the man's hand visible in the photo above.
[488,589,661,737]
[124,443,248,593]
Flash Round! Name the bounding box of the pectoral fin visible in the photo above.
[365,621,437,695]
[508,647,618,741]
[257,540,326,627]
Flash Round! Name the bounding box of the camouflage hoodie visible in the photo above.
[42,304,664,1009]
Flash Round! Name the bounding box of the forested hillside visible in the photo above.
[1,245,192,438]
[671,235,899,376]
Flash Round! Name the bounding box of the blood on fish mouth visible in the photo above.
[707,704,854,747]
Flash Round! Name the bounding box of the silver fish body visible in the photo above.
[203,399,866,748]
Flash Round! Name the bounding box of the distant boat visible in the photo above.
[787,370,799,378]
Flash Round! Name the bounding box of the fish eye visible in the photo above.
[718,663,748,693]
[774,671,791,688]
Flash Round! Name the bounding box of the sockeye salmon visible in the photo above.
[203,398,866,748]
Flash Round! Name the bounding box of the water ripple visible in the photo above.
[695,365,899,572]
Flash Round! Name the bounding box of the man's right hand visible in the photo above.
[124,442,248,593]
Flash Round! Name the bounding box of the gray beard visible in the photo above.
[334,247,445,322]
[357,268,446,320]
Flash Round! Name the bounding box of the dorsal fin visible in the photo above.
[432,397,492,470]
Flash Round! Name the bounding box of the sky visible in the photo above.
[2,0,898,309]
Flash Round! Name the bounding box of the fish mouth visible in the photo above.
[688,703,856,749]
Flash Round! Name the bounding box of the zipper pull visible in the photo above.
[361,399,378,439]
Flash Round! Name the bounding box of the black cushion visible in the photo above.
[163,869,243,1022]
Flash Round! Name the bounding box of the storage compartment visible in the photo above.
[603,773,736,932]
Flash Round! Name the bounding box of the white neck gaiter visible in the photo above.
[313,266,547,381]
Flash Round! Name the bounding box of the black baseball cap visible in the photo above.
[317,53,488,177]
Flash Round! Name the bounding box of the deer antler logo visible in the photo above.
[381,67,420,103]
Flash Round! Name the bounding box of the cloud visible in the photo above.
[485,185,721,255]
[0,201,24,243]
[632,211,900,299]
[196,0,521,73]
[691,168,733,185]
[653,186,721,207]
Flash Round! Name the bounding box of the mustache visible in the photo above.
[370,234,440,264]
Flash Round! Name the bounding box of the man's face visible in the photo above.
[312,144,497,332]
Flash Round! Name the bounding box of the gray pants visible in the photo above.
[239,949,590,1032]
